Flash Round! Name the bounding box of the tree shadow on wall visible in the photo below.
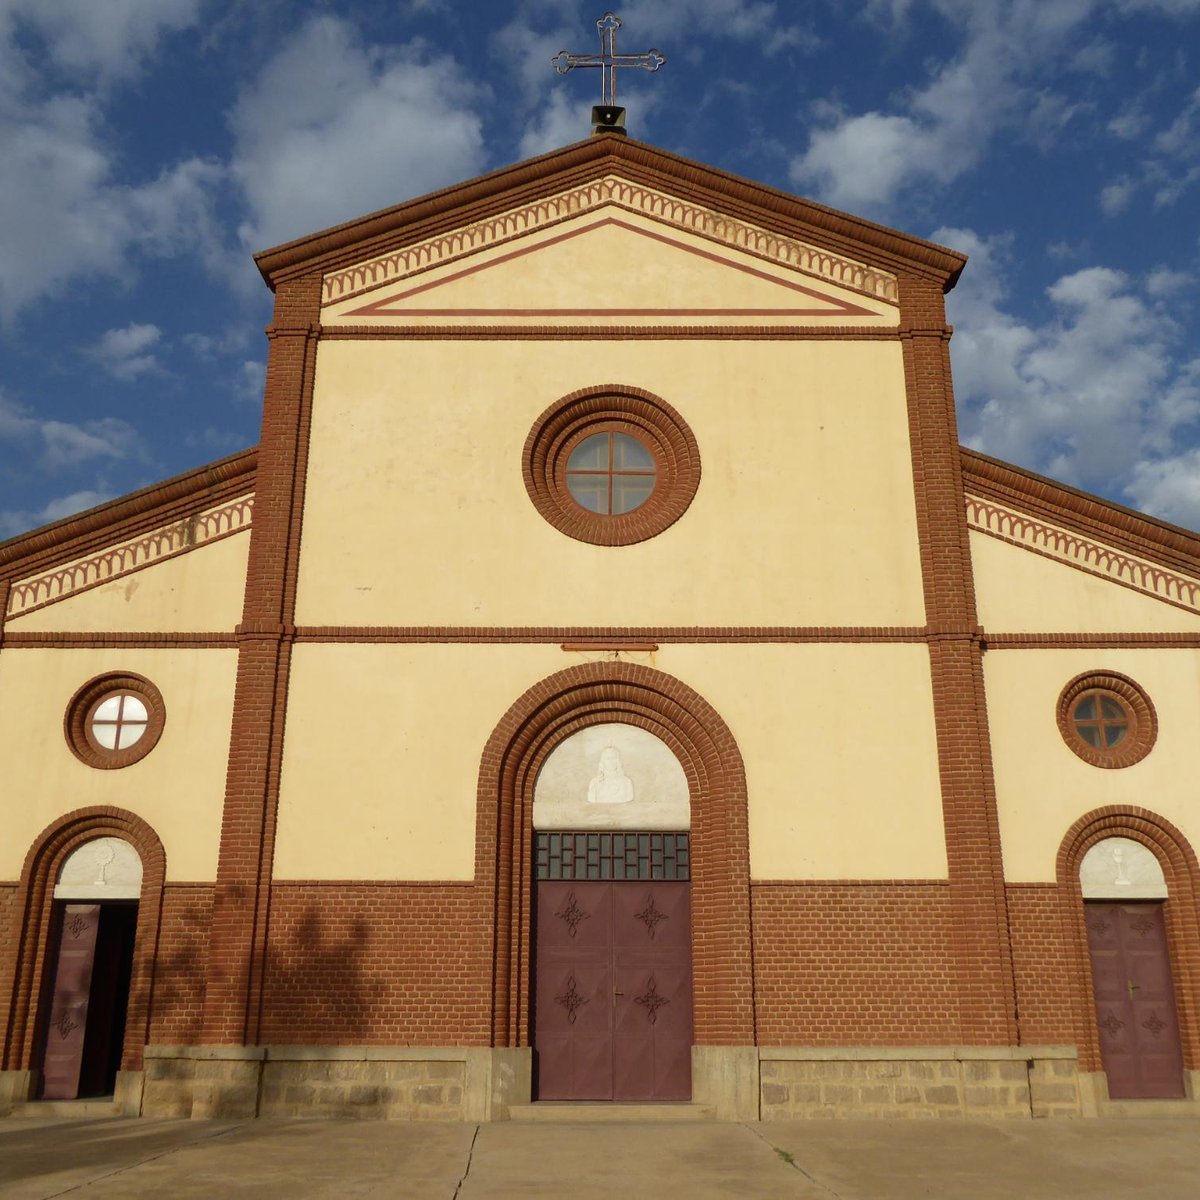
[258,908,386,1044]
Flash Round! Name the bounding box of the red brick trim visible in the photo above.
[0,449,255,581]
[202,275,322,1046]
[290,626,930,643]
[1055,671,1157,769]
[986,633,1200,649]
[2,633,238,648]
[318,324,900,341]
[475,661,753,1049]
[0,807,166,1076]
[899,275,1017,1046]
[257,137,965,288]
[523,384,701,546]
[1055,808,1200,1072]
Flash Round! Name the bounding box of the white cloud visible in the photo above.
[1146,266,1194,296]
[790,1,1099,215]
[0,392,141,472]
[88,322,164,381]
[5,0,201,84]
[0,9,223,322]
[0,489,115,540]
[228,17,486,254]
[1099,175,1137,215]
[940,226,1200,525]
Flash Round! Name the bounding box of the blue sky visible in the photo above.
[2,0,1199,538]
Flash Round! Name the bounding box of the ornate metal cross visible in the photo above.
[551,12,665,107]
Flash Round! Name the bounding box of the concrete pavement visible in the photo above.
[2,1115,1199,1199]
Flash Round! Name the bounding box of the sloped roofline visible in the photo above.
[254,134,968,292]
[962,446,1200,577]
[0,447,256,580]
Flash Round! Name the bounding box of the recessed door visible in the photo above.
[535,877,693,1101]
[1085,901,1185,1099]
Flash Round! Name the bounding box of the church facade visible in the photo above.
[4,134,1200,1120]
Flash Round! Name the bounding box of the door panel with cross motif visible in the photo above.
[535,880,692,1101]
[1085,901,1184,1099]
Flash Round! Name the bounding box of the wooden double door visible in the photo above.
[1085,901,1185,1099]
[40,902,138,1100]
[535,879,693,1101]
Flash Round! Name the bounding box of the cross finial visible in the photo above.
[551,11,666,133]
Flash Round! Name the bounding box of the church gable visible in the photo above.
[319,176,898,328]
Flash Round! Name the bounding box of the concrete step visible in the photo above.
[507,1102,717,1123]
[8,1098,120,1119]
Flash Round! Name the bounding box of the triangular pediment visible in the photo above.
[321,208,892,327]
[319,178,903,329]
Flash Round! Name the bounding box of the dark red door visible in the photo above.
[40,904,100,1100]
[1086,901,1185,1099]
[536,880,692,1101]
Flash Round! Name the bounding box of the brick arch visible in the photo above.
[475,662,753,1049]
[1,807,166,1079]
[1055,806,1200,1074]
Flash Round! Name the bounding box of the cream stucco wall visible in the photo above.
[0,647,238,881]
[7,533,250,634]
[293,339,925,628]
[985,648,1200,882]
[971,532,1200,633]
[273,643,947,882]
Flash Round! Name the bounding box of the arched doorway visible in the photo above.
[532,723,692,1100]
[40,838,142,1099]
[1,808,165,1106]
[1080,837,1184,1099]
[475,662,753,1099]
[1058,809,1200,1105]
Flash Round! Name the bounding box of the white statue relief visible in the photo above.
[587,747,635,805]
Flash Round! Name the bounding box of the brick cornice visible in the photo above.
[255,137,966,290]
[961,447,1200,576]
[0,448,256,582]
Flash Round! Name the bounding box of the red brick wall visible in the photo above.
[751,882,960,1044]
[147,885,214,1046]
[1006,884,1077,1046]
[258,884,491,1046]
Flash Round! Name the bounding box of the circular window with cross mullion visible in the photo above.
[65,673,166,769]
[524,385,700,546]
[1056,672,1156,769]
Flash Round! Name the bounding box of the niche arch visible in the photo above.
[475,662,753,1048]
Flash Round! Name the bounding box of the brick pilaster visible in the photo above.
[201,275,321,1044]
[900,274,1018,1044]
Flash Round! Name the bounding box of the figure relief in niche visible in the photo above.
[587,747,635,805]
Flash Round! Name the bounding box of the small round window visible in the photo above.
[565,430,657,515]
[65,673,165,769]
[523,385,700,546]
[1057,672,1155,769]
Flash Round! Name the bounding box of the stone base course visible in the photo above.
[759,1047,1081,1120]
[140,1045,530,1121]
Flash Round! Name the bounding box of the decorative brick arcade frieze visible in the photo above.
[7,496,253,618]
[966,495,1200,613]
[322,176,899,307]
